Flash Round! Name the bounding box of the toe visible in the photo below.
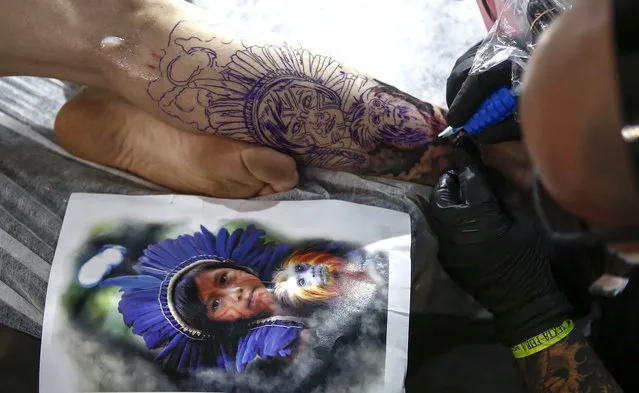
[240,146,299,193]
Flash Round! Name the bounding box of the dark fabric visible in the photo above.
[0,324,40,393]
[406,314,526,393]
[613,0,639,125]
[0,119,159,336]
[591,268,639,393]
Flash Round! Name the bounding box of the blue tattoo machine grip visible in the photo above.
[439,86,518,138]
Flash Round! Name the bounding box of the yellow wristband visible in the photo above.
[511,320,575,359]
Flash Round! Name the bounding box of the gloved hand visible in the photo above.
[446,42,521,144]
[426,164,572,345]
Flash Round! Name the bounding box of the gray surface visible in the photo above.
[0,0,486,338]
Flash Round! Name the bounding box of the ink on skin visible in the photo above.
[145,20,452,184]
[146,51,163,71]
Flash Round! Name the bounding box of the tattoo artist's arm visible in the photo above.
[426,164,623,392]
[517,330,623,393]
[99,1,452,184]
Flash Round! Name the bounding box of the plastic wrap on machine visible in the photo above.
[470,0,575,89]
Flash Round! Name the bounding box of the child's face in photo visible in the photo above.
[195,268,274,321]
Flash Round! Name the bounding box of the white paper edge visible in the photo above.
[40,193,412,393]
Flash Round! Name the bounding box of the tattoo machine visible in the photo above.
[438,86,518,138]
[439,0,573,139]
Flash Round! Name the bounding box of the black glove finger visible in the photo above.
[427,171,462,238]
[431,170,462,208]
[446,41,484,107]
[453,135,483,170]
[447,60,513,128]
[474,116,522,144]
[458,165,496,205]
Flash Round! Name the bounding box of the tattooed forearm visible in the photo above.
[517,330,623,392]
[146,20,452,185]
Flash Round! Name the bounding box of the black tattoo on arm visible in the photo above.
[517,330,623,392]
[147,20,453,185]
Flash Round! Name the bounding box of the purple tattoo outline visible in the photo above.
[146,20,450,178]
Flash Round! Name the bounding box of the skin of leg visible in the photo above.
[95,1,454,184]
[0,0,453,185]
[54,87,299,198]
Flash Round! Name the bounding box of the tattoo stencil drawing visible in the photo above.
[147,21,449,179]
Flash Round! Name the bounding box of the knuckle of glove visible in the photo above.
[448,60,515,128]
[456,211,510,245]
[446,70,468,109]
[446,42,483,115]
[434,205,509,247]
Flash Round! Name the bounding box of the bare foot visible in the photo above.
[55,88,298,198]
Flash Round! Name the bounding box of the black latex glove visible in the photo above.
[426,164,572,345]
[446,42,521,144]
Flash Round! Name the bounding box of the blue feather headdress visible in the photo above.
[101,225,305,373]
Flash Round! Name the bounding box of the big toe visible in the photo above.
[241,147,299,193]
